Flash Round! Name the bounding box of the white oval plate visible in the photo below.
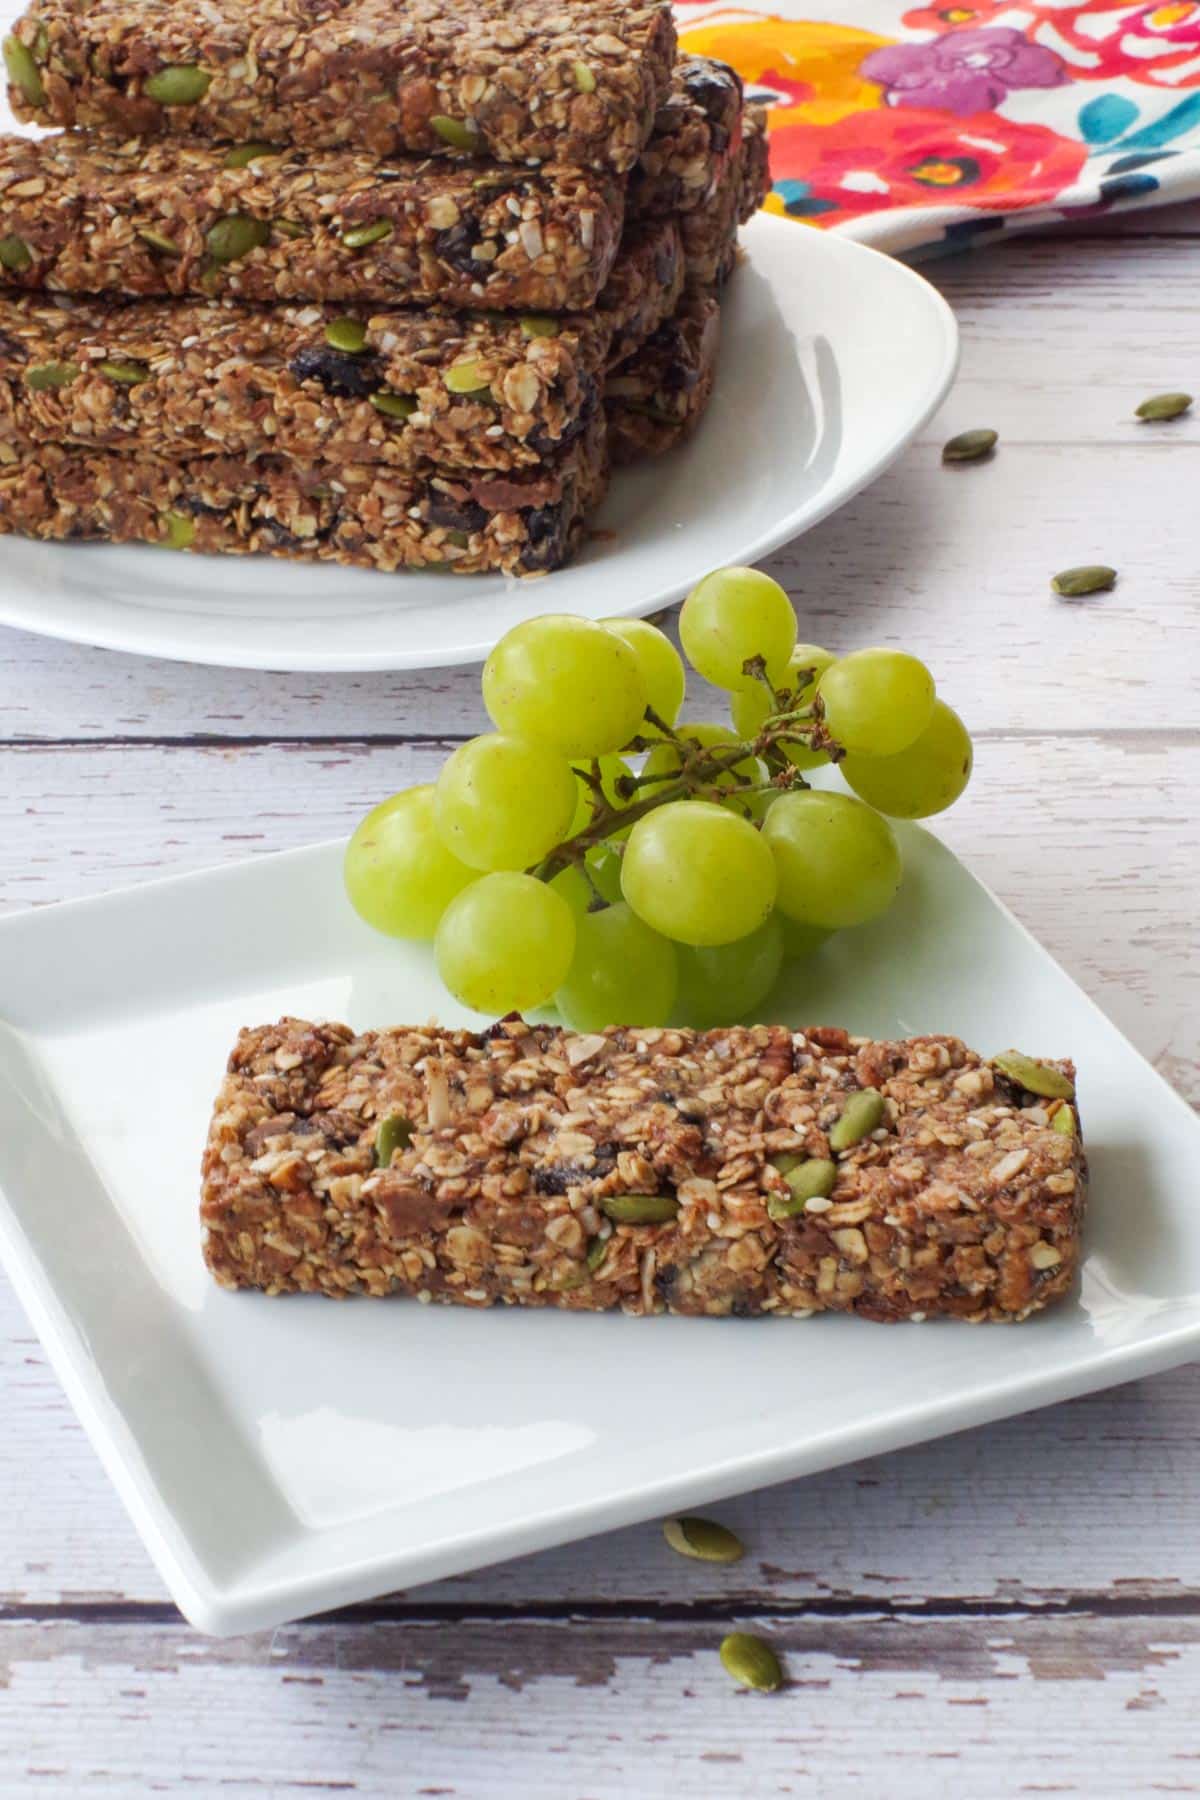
[0,214,957,671]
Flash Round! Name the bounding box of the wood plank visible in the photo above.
[3,1607,1200,1796]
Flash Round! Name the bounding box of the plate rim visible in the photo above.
[0,217,960,674]
[2,832,1200,1635]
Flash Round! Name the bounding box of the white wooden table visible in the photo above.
[2,200,1199,1798]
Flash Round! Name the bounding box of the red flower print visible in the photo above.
[767,105,1088,224]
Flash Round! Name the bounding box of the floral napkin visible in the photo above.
[678,2,1200,253]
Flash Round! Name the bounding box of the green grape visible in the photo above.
[621,800,777,946]
[674,915,784,1027]
[817,647,935,757]
[840,700,973,820]
[600,616,686,732]
[434,732,576,872]
[555,901,677,1031]
[482,614,648,757]
[642,722,770,820]
[568,754,632,837]
[679,565,797,692]
[778,915,833,962]
[764,790,902,930]
[435,872,576,1014]
[344,785,476,940]
[586,839,625,903]
[550,861,593,916]
[730,643,835,771]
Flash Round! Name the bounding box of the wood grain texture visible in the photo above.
[0,207,1198,1796]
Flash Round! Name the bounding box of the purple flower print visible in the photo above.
[862,28,1068,118]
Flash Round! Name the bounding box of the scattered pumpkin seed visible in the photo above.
[370,390,417,421]
[600,1193,679,1225]
[374,1113,414,1167]
[162,510,195,550]
[572,60,597,93]
[444,528,471,548]
[1051,1105,1076,1137]
[431,114,482,152]
[942,426,997,464]
[271,219,308,240]
[25,361,79,390]
[206,214,270,263]
[520,314,559,339]
[325,316,368,354]
[767,1157,837,1220]
[137,227,181,258]
[992,1050,1075,1101]
[342,218,393,251]
[1051,564,1116,598]
[663,1517,745,1564]
[443,357,491,395]
[32,24,48,62]
[828,1088,885,1152]
[1136,391,1192,423]
[585,1236,609,1274]
[224,142,280,169]
[98,359,150,385]
[144,64,211,105]
[3,33,45,106]
[0,234,32,273]
[719,1633,783,1693]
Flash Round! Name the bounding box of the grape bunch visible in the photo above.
[344,566,974,1029]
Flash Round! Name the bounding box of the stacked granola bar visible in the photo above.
[0,4,772,576]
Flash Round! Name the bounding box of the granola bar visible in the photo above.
[201,1017,1086,1322]
[0,412,606,575]
[606,289,720,465]
[0,218,681,475]
[739,103,771,223]
[3,0,676,175]
[628,54,743,221]
[0,132,626,312]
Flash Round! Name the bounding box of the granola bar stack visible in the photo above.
[0,2,771,576]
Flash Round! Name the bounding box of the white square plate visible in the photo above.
[2,830,1198,1636]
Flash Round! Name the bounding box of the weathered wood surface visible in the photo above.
[0,205,1198,1796]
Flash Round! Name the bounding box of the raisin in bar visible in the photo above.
[739,103,772,223]
[628,54,743,221]
[201,1017,1086,1322]
[3,0,676,175]
[607,289,720,465]
[0,413,605,575]
[0,133,626,312]
[0,218,681,475]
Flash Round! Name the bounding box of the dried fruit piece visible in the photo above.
[663,1517,745,1564]
[719,1633,783,1692]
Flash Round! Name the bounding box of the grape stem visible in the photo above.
[533,694,838,884]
